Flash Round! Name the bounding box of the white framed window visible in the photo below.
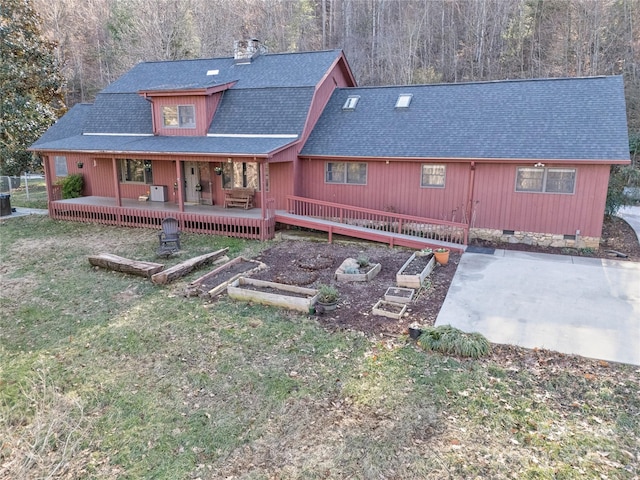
[118,159,153,184]
[54,156,68,177]
[515,167,576,194]
[325,162,367,185]
[162,105,196,128]
[222,162,265,191]
[342,95,360,111]
[421,164,446,188]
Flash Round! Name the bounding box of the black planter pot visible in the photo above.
[408,327,422,339]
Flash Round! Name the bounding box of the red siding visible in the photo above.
[268,162,294,208]
[299,159,470,222]
[298,158,610,239]
[152,96,209,136]
[472,163,609,237]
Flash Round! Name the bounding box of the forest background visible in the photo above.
[33,0,639,134]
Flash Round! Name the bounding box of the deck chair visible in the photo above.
[158,217,181,255]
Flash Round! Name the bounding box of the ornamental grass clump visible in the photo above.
[417,325,491,359]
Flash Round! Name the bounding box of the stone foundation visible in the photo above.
[469,228,599,250]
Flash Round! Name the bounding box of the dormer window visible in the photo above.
[395,94,412,108]
[162,105,196,128]
[342,95,360,111]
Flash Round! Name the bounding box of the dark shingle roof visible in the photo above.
[209,87,314,135]
[301,76,630,161]
[30,134,296,156]
[31,50,345,155]
[85,93,153,134]
[30,103,92,148]
[102,50,344,93]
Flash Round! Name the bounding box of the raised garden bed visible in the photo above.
[227,277,319,312]
[384,286,415,304]
[396,251,435,288]
[335,258,381,282]
[372,300,407,319]
[185,256,266,297]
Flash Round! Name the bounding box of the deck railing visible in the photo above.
[49,199,278,241]
[285,196,468,245]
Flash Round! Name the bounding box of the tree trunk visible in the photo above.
[88,253,164,278]
[151,248,229,285]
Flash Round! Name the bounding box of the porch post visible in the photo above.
[175,160,184,212]
[259,158,266,220]
[465,161,476,235]
[42,155,54,203]
[259,159,267,241]
[111,157,121,206]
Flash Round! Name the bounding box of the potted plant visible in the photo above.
[434,248,450,266]
[316,284,339,311]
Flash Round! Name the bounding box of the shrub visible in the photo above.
[317,284,339,303]
[356,254,370,268]
[417,325,491,359]
[59,174,83,199]
[606,164,640,215]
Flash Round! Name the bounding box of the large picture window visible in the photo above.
[222,162,265,190]
[421,164,446,188]
[516,167,575,194]
[54,156,68,177]
[325,162,367,185]
[119,159,153,184]
[162,105,195,128]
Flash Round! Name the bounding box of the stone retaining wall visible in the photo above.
[470,228,599,249]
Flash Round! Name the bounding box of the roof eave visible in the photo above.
[300,154,631,164]
[138,81,237,97]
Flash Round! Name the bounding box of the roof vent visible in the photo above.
[206,69,219,76]
[395,94,412,108]
[234,39,267,64]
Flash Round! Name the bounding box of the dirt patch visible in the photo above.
[226,241,459,336]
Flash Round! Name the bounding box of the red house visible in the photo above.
[31,42,630,251]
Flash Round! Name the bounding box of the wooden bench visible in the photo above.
[224,188,255,209]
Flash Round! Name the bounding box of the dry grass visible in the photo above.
[1,216,638,479]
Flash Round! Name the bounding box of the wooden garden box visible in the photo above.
[335,258,382,282]
[372,300,407,320]
[227,277,319,312]
[396,251,435,288]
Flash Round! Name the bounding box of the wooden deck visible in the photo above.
[49,197,275,240]
[48,196,468,251]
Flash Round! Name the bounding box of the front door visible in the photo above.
[184,162,200,203]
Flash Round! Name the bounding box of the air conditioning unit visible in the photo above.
[150,185,168,202]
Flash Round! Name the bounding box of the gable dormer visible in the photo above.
[139,82,235,136]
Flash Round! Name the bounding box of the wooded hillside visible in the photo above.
[34,0,639,134]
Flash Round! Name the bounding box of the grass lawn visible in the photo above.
[1,216,638,479]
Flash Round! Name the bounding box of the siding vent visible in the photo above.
[395,94,412,108]
[503,229,515,235]
[563,234,576,240]
[342,95,360,110]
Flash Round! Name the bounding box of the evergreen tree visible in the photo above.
[0,0,65,176]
